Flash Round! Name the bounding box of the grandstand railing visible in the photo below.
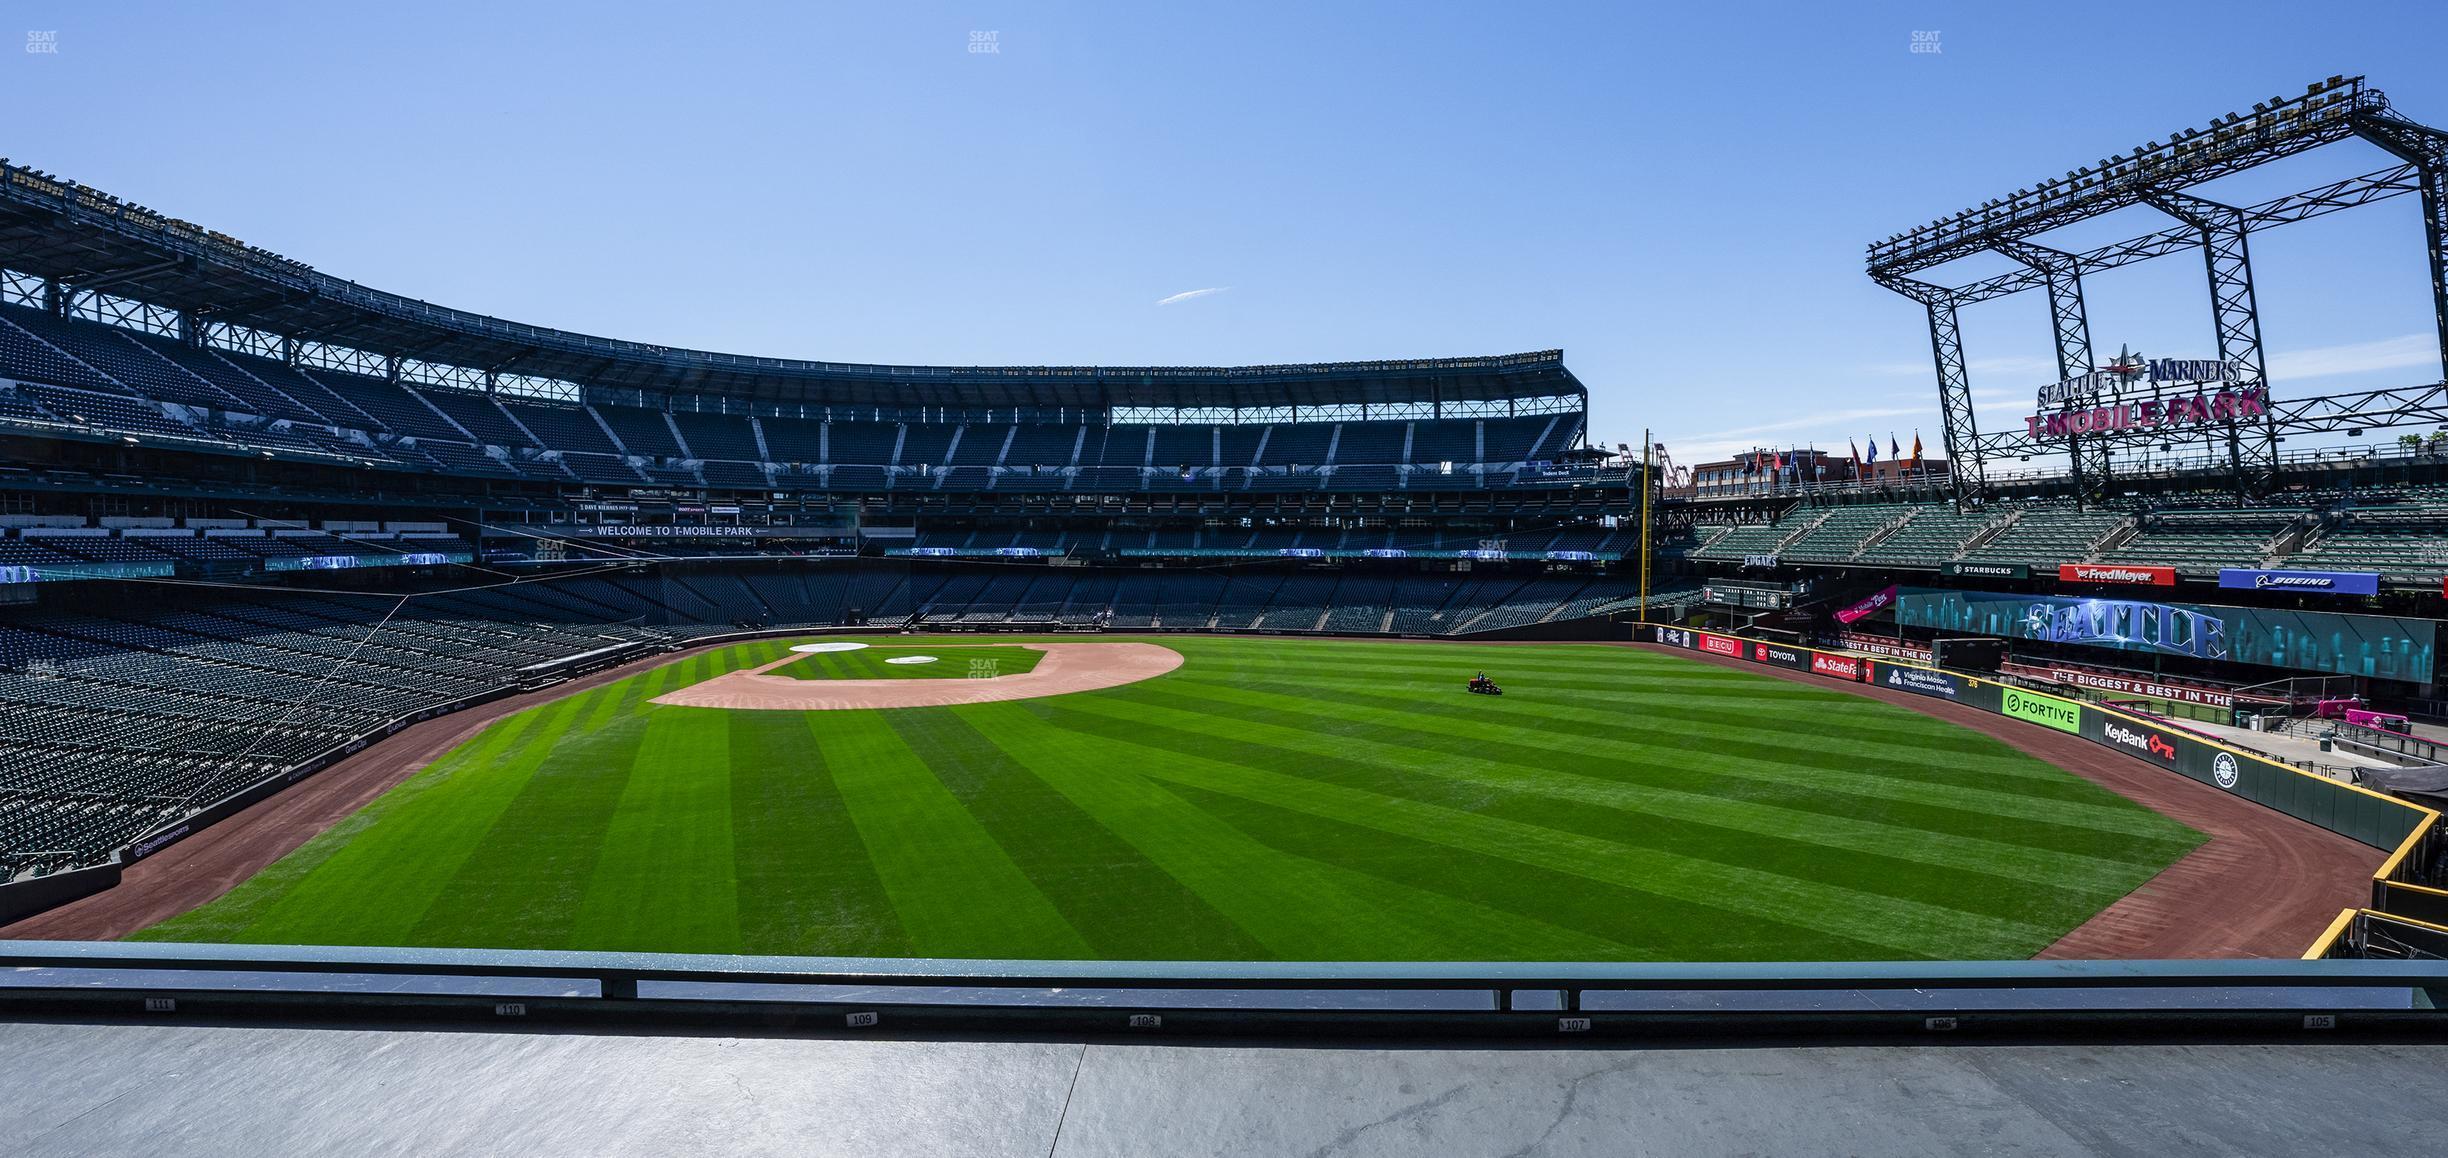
[0,939,2442,1035]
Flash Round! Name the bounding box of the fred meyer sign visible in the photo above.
[2059,563,2175,587]
[2217,568,2379,597]
[2000,687,2083,734]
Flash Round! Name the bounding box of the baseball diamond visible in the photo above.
[126,636,2210,962]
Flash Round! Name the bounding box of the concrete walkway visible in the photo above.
[2,1021,2444,1156]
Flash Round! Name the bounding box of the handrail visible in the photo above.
[0,939,2441,1036]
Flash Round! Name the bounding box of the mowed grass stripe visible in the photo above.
[1062,690,2168,891]
[129,699,563,944]
[727,712,912,956]
[816,712,1093,958]
[1159,780,1910,962]
[1172,660,2075,770]
[1023,698,2101,936]
[1148,675,2189,842]
[565,708,742,952]
[403,668,681,947]
[900,708,1271,960]
[1079,727,2054,958]
[198,692,592,946]
[970,705,1637,961]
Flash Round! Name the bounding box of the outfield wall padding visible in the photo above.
[1647,624,2445,938]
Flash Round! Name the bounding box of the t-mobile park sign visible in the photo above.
[2025,356,2261,441]
[2035,356,2245,409]
[2024,384,2267,440]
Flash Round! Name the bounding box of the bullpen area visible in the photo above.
[130,636,2206,962]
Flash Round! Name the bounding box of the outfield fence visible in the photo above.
[1642,624,2447,958]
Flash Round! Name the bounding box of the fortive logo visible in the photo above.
[2002,688,2083,734]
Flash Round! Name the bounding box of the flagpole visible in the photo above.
[1638,428,1652,626]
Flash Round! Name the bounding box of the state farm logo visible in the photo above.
[1700,634,1741,657]
[1810,654,1860,679]
[2212,752,2240,790]
[2103,721,2178,764]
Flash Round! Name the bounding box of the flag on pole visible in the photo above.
[1864,436,1878,465]
[1910,431,1924,466]
[1889,434,1902,461]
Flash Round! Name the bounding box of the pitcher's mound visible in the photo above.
[651,641,1183,711]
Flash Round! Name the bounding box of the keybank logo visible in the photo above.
[2002,688,2082,733]
[2102,721,2177,763]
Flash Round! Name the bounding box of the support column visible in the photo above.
[1873,273,1983,507]
[2353,112,2448,383]
[1992,239,2109,507]
[2143,189,2276,494]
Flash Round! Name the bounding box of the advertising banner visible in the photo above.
[1999,686,2084,734]
[1698,631,1744,657]
[1833,585,1899,625]
[1941,561,2030,580]
[2091,714,2183,767]
[1834,632,1934,661]
[2216,568,2381,597]
[1897,587,2437,683]
[1809,653,1864,680]
[2000,663,2260,709]
[2058,563,2175,586]
[1871,662,1977,705]
[1750,641,1810,670]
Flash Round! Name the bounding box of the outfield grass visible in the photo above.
[780,644,1045,681]
[137,636,2203,962]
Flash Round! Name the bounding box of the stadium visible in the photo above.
[1,25,2447,1152]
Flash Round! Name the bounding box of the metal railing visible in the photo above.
[0,940,2442,1036]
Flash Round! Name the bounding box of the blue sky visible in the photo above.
[4,1,2444,468]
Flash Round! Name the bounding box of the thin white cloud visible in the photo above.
[1156,286,1231,307]
[2268,334,2435,381]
